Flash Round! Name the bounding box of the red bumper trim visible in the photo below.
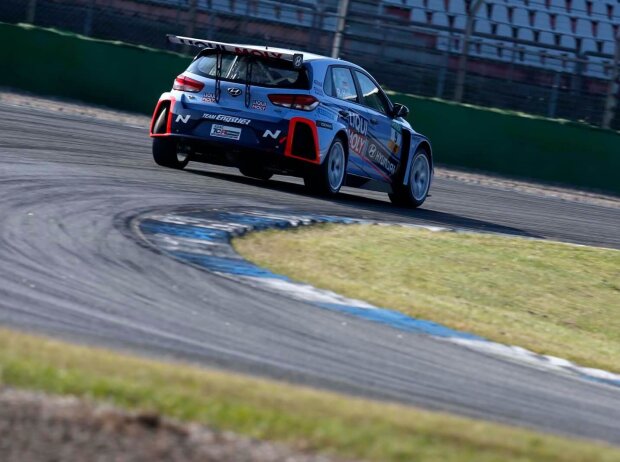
[283,117,320,164]
[149,96,176,137]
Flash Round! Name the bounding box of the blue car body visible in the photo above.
[150,35,433,206]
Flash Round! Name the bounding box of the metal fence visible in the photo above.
[3,0,619,129]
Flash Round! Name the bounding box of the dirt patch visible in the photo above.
[434,168,619,209]
[0,388,347,462]
[0,88,149,128]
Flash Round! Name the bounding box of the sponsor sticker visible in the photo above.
[203,113,251,125]
[316,120,333,129]
[349,132,367,156]
[251,100,267,111]
[347,113,368,136]
[202,93,216,103]
[313,79,324,95]
[172,38,286,59]
[367,142,397,174]
[346,112,369,156]
[317,107,335,119]
[210,124,242,141]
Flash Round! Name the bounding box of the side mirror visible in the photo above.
[392,103,409,119]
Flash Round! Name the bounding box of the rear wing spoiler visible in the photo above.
[167,35,304,69]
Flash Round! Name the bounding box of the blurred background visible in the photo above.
[2,0,619,129]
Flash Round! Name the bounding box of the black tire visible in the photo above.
[388,148,432,208]
[304,137,347,195]
[152,137,189,169]
[239,165,273,181]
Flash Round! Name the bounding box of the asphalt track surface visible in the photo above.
[1,103,620,446]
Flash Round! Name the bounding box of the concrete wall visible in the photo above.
[395,94,620,194]
[0,22,186,113]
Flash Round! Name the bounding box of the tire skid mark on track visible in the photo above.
[3,102,620,443]
[130,207,620,390]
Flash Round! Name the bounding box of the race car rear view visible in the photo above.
[150,35,433,207]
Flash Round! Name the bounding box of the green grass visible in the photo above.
[1,328,619,461]
[234,224,620,373]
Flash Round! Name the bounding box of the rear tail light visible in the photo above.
[268,94,319,111]
[173,75,204,93]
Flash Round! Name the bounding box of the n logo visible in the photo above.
[262,129,282,139]
[176,114,190,124]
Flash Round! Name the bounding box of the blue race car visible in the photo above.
[150,35,433,207]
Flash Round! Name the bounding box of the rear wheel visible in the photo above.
[151,106,189,169]
[388,148,431,208]
[152,138,190,169]
[304,138,346,195]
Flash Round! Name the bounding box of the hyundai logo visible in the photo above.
[227,88,242,97]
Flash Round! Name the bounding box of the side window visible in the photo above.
[323,68,333,97]
[354,71,389,115]
[331,67,358,102]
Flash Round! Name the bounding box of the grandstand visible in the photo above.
[385,0,619,79]
[1,0,618,127]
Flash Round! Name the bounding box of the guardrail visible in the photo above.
[2,22,618,195]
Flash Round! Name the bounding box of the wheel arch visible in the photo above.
[150,93,175,136]
[416,140,433,169]
[334,129,349,159]
[403,136,433,186]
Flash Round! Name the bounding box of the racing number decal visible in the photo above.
[388,122,402,155]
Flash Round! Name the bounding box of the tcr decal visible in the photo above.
[210,124,242,141]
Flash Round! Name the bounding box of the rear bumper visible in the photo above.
[161,134,315,175]
[149,95,320,165]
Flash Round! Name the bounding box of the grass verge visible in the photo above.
[1,328,619,461]
[234,224,620,373]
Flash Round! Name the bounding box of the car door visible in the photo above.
[352,70,401,182]
[323,66,374,179]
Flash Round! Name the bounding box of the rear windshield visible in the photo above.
[188,52,310,89]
